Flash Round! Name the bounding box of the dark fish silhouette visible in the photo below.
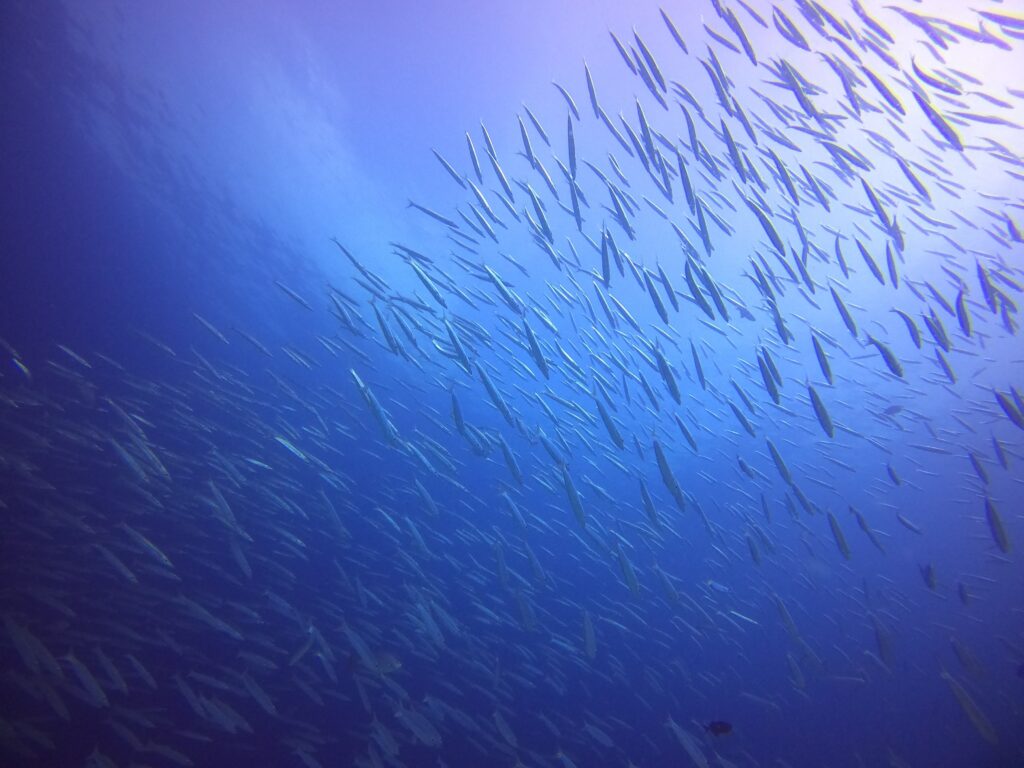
[706,720,733,736]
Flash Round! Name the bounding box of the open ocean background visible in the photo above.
[2,1,1023,766]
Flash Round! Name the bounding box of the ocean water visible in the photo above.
[1,1,1023,766]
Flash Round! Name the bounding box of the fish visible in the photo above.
[407,199,460,229]
[274,280,313,311]
[581,609,597,660]
[941,669,998,744]
[745,197,786,256]
[984,497,1010,553]
[758,351,781,404]
[522,318,549,379]
[811,334,832,384]
[653,438,686,512]
[830,287,858,338]
[705,720,733,736]
[851,506,885,554]
[690,341,706,390]
[865,335,904,378]
[827,512,851,559]
[767,439,792,485]
[654,345,681,404]
[807,384,834,438]
[432,148,466,188]
[913,91,964,151]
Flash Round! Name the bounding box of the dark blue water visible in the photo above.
[2,2,1023,766]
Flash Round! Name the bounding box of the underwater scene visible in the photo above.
[1,1,1023,766]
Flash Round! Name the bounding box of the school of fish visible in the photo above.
[2,1,1023,766]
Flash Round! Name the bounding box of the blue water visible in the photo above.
[2,1,1023,766]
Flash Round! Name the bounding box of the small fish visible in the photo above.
[274,280,313,311]
[984,497,1010,553]
[811,333,832,384]
[705,720,733,736]
[808,384,834,438]
[913,91,963,151]
[866,335,904,378]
